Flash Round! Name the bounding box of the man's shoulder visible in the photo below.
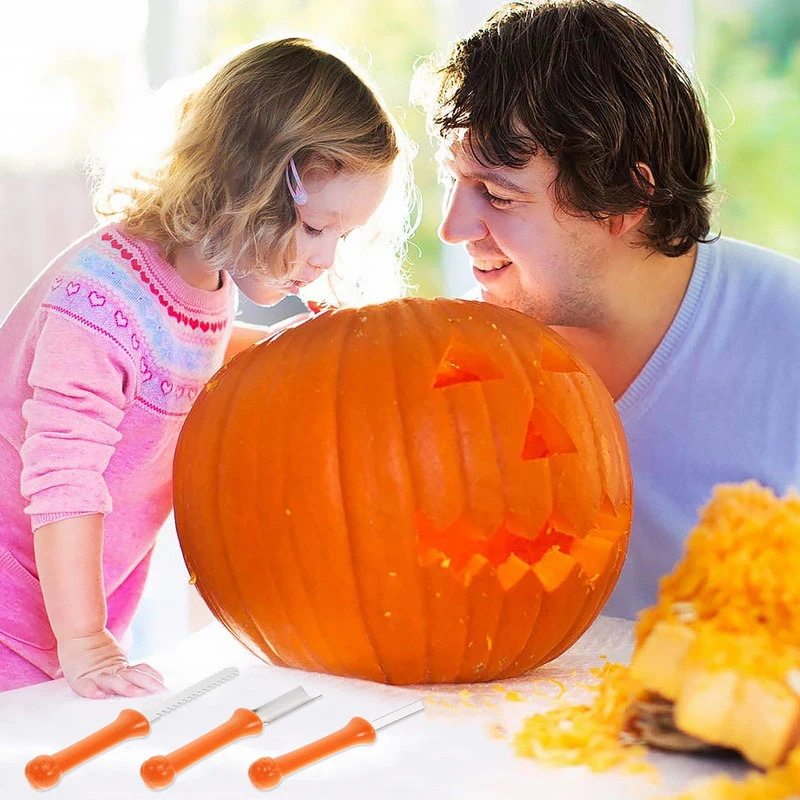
[715,235,800,286]
[708,236,800,320]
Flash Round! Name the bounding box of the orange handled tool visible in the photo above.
[24,666,238,790]
[248,699,424,790]
[140,686,319,790]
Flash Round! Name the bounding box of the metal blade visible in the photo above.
[145,667,240,723]
[254,686,320,723]
[371,700,425,731]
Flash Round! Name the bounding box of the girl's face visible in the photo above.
[233,168,391,306]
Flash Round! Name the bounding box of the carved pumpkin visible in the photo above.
[174,298,632,684]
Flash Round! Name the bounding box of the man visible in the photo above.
[417,0,800,617]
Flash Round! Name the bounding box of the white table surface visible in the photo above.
[0,616,750,800]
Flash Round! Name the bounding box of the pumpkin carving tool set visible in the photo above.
[24,666,240,789]
[22,666,425,791]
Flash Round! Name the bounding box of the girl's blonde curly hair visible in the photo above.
[94,37,415,300]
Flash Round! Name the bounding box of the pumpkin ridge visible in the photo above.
[575,376,613,520]
[456,556,504,680]
[546,535,626,662]
[319,314,388,679]
[175,388,248,655]
[210,356,300,666]
[503,327,555,532]
[488,561,545,674]
[567,380,629,623]
[415,301,485,681]
[408,298,472,525]
[573,376,616,530]
[406,298,472,679]
[234,339,329,671]
[390,300,434,681]
[286,319,378,675]
[428,308,477,531]
[463,535,504,684]
[493,573,548,679]
[574,375,632,568]
[278,331,356,670]
[368,303,430,682]
[452,311,507,679]
[334,314,391,682]
[207,363,270,656]
[404,298,466,525]
[477,324,517,555]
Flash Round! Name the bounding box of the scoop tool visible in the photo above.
[248,699,425,790]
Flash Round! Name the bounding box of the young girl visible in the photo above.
[0,37,413,698]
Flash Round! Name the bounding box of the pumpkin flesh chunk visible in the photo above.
[629,621,695,701]
[675,668,800,769]
[632,622,800,769]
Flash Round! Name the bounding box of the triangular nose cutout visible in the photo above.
[521,401,578,459]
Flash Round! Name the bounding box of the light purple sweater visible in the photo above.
[0,225,234,679]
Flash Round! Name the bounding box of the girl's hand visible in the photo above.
[225,312,314,362]
[264,311,313,339]
[57,629,166,699]
[34,515,167,699]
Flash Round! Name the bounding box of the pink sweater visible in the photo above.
[0,225,235,678]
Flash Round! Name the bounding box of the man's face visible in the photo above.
[438,138,612,327]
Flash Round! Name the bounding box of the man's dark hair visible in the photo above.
[423,0,716,257]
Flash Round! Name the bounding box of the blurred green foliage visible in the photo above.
[696,0,800,257]
[201,0,448,297]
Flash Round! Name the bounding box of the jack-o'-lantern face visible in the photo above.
[174,298,632,684]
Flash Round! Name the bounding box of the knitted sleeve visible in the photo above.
[20,309,138,530]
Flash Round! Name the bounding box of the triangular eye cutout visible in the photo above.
[540,335,581,373]
[433,336,504,388]
[521,401,578,459]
